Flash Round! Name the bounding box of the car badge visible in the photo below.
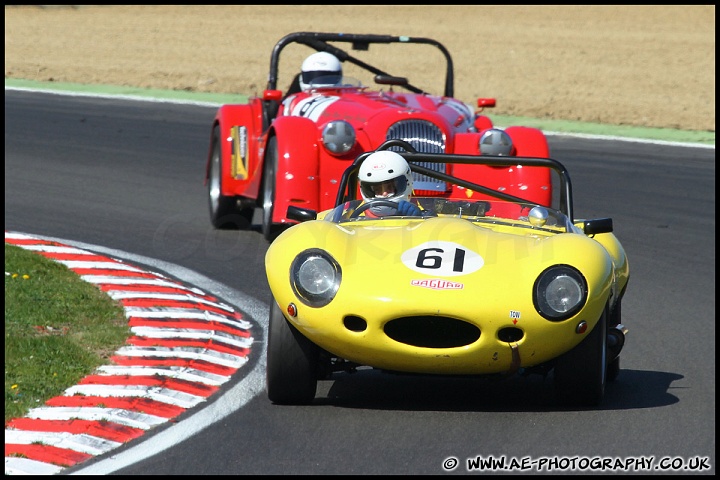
[410,278,464,290]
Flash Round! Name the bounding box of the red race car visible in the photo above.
[204,32,551,241]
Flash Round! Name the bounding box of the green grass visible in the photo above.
[4,244,130,422]
[5,78,715,146]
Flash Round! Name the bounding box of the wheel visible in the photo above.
[606,299,622,383]
[261,136,287,242]
[554,306,607,407]
[348,199,402,218]
[266,300,319,405]
[207,126,255,229]
[607,357,620,383]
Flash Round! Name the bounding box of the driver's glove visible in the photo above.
[397,200,421,216]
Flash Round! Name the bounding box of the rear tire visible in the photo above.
[554,306,607,407]
[266,300,319,405]
[208,126,254,229]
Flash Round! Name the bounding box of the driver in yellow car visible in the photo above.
[357,150,422,217]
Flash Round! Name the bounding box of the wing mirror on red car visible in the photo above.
[477,98,496,108]
[374,74,409,86]
[263,90,283,101]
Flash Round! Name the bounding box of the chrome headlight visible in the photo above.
[290,249,341,307]
[534,265,587,321]
[322,120,355,155]
[479,128,514,156]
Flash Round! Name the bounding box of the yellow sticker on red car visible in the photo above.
[230,125,248,179]
[401,241,484,276]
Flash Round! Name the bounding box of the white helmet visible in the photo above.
[300,52,342,91]
[480,128,515,156]
[359,150,413,216]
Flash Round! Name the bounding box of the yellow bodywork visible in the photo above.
[265,214,629,375]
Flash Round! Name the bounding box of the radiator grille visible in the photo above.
[386,120,448,194]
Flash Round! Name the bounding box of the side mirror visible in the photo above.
[477,98,496,108]
[374,74,409,86]
[287,206,317,222]
[581,218,613,235]
[263,89,283,101]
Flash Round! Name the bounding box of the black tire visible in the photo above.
[261,136,287,242]
[606,299,622,383]
[207,126,254,229]
[607,357,620,383]
[554,306,607,407]
[266,300,319,405]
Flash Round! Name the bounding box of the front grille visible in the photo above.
[386,120,448,194]
[384,316,480,348]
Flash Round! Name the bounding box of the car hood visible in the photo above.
[300,90,474,131]
[266,216,613,306]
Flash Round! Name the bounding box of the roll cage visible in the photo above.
[336,140,576,221]
[265,31,455,97]
[288,140,614,235]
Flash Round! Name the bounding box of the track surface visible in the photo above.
[4,90,715,475]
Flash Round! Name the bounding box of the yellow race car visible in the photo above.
[265,141,629,407]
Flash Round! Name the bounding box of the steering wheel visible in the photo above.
[348,200,400,219]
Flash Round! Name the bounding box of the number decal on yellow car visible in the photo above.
[401,241,483,276]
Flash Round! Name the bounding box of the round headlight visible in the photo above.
[534,265,587,321]
[322,120,355,155]
[479,128,514,156]
[291,249,341,307]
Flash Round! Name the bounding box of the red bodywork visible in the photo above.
[207,89,550,223]
[204,32,551,235]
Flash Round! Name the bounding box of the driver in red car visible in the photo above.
[357,150,422,217]
[281,51,344,116]
[299,51,343,91]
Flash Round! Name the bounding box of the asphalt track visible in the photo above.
[6,82,714,473]
[4,78,715,147]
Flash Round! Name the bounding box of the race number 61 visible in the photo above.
[401,241,484,276]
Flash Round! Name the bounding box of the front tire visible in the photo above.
[607,299,622,382]
[261,136,292,242]
[208,126,254,229]
[607,357,620,383]
[554,306,607,407]
[261,136,278,241]
[266,300,319,405]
